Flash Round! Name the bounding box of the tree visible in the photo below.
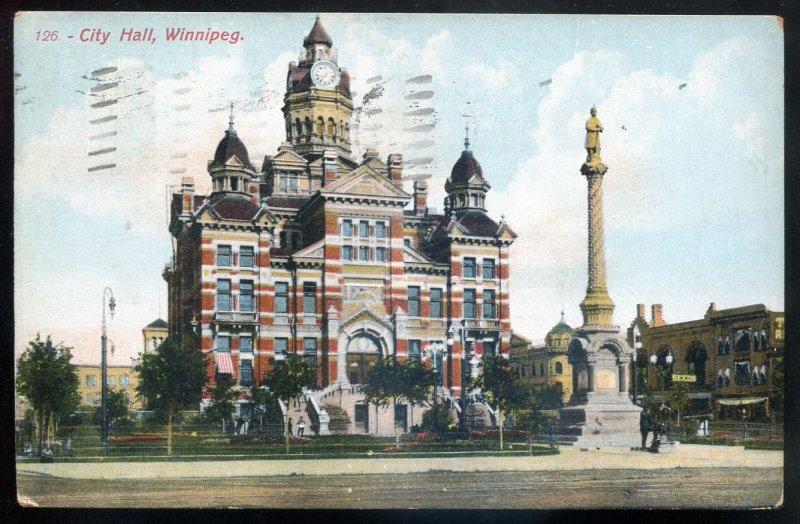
[421,403,454,432]
[363,356,435,444]
[259,354,312,452]
[16,334,80,456]
[135,336,207,455]
[203,375,240,433]
[92,389,129,427]
[472,353,527,450]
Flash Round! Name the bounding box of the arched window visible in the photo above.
[724,336,731,355]
[760,364,767,383]
[724,368,731,386]
[531,364,536,376]
[555,362,563,374]
[540,363,546,376]
[717,369,724,386]
[471,194,478,207]
[717,336,723,355]
[304,117,312,139]
[295,118,302,139]
[754,332,760,351]
[315,117,324,136]
[345,123,350,138]
[761,330,768,349]
[685,342,708,385]
[327,118,335,136]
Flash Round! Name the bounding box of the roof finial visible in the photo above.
[560,309,566,323]
[464,123,471,151]
[228,101,236,134]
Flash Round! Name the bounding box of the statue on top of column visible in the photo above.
[585,106,603,163]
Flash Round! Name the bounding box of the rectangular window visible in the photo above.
[108,376,115,386]
[275,282,288,314]
[217,279,232,311]
[342,245,353,261]
[430,288,443,318]
[279,174,287,191]
[375,247,387,262]
[408,286,420,316]
[120,375,129,387]
[274,338,288,356]
[482,259,495,279]
[85,375,91,387]
[239,360,253,387]
[342,219,353,237]
[463,258,476,278]
[92,375,97,387]
[484,340,497,356]
[304,338,317,388]
[239,280,254,311]
[217,245,232,266]
[464,289,476,319]
[217,335,230,352]
[289,174,298,191]
[483,290,496,319]
[408,339,421,360]
[240,246,254,267]
[240,336,253,353]
[359,246,370,261]
[375,221,386,238]
[303,282,317,314]
[359,220,369,238]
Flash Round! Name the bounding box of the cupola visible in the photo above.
[208,104,257,195]
[444,130,491,214]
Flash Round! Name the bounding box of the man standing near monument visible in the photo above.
[639,407,654,450]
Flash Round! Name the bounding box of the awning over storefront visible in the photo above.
[717,397,768,406]
[215,352,233,375]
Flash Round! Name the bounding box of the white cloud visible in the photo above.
[467,59,521,96]
[494,36,783,340]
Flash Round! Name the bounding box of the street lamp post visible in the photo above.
[100,287,116,455]
[632,325,643,404]
[425,342,447,432]
[649,351,674,437]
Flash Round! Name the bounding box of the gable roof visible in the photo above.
[320,162,411,200]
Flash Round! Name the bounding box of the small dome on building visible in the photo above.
[546,311,574,349]
[449,150,484,185]
[212,127,255,171]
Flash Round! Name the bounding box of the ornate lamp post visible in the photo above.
[100,287,116,455]
[632,324,643,404]
[649,351,673,408]
[425,342,447,432]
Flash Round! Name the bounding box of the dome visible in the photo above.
[449,150,484,185]
[303,16,333,47]
[547,312,574,337]
[212,128,255,171]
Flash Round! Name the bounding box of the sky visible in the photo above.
[14,12,784,365]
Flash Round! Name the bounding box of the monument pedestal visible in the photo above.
[560,326,642,447]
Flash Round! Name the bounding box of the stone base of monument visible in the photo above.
[559,392,643,448]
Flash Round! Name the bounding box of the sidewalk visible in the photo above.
[17,444,782,480]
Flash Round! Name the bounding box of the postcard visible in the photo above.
[13,11,783,509]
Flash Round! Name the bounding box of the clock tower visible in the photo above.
[283,16,354,159]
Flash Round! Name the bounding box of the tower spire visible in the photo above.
[228,101,236,135]
[464,123,471,151]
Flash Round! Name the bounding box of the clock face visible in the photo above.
[310,61,340,89]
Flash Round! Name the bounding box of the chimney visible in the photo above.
[414,180,428,215]
[248,176,260,205]
[181,177,195,215]
[387,153,403,188]
[636,303,646,321]
[323,148,338,186]
[651,304,665,327]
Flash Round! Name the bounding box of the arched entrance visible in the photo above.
[346,333,382,385]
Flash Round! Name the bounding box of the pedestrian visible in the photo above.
[639,407,653,450]
[296,417,306,437]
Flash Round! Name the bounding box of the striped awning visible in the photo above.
[215,352,233,375]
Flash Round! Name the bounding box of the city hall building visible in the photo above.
[164,17,516,434]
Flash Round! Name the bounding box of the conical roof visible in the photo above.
[303,16,333,46]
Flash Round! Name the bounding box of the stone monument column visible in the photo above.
[560,107,642,447]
